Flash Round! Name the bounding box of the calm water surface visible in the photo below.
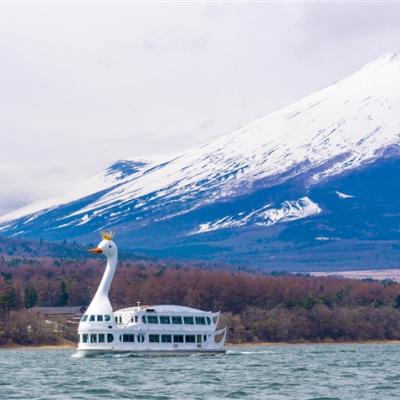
[1,344,399,399]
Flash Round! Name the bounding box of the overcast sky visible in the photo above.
[1,2,400,215]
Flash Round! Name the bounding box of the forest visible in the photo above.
[2,252,400,346]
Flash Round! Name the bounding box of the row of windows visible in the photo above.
[80,333,114,343]
[120,334,145,343]
[142,315,211,325]
[81,314,112,323]
[82,314,213,326]
[148,334,203,344]
[80,333,207,344]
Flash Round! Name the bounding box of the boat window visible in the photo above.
[115,317,118,323]
[119,316,122,323]
[147,315,158,324]
[173,335,184,343]
[105,315,111,322]
[195,317,206,325]
[135,316,138,323]
[197,335,202,343]
[97,315,103,322]
[123,334,135,342]
[98,334,105,343]
[171,316,182,324]
[137,334,145,343]
[90,334,97,343]
[183,316,194,325]
[107,334,114,343]
[142,315,146,324]
[82,334,88,343]
[161,334,172,343]
[159,316,170,324]
[185,335,196,343]
[149,334,160,343]
[89,315,95,322]
[206,317,211,325]
[203,335,207,342]
[81,315,88,322]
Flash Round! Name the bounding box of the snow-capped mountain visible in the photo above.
[2,53,400,271]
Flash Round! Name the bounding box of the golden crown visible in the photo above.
[100,230,114,241]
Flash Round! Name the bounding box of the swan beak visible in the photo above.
[88,247,103,254]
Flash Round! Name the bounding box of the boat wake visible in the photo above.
[71,351,86,359]
[71,351,142,359]
[226,349,273,356]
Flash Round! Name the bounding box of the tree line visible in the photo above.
[1,255,400,345]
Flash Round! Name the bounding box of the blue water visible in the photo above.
[1,344,400,399]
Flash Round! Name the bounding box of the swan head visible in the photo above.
[88,239,118,258]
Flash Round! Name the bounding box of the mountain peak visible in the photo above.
[374,52,398,62]
[358,52,400,74]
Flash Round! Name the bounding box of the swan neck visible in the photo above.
[95,253,117,298]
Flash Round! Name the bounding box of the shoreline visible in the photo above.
[2,339,400,350]
[0,340,76,350]
[226,339,400,347]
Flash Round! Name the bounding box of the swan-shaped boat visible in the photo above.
[76,231,226,355]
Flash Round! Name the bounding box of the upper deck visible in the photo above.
[112,304,220,330]
[116,304,212,314]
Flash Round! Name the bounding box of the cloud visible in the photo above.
[0,164,71,215]
[0,2,399,215]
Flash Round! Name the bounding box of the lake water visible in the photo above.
[1,344,399,399]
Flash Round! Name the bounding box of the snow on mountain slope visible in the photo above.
[0,159,152,225]
[335,191,354,199]
[1,53,400,241]
[66,53,400,219]
[191,196,321,234]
